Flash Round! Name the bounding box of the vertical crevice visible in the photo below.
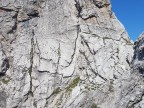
[0,42,10,76]
[56,43,61,73]
[74,0,82,17]
[66,25,80,67]
[7,10,19,34]
[27,30,35,97]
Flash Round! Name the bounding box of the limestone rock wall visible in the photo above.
[0,0,143,108]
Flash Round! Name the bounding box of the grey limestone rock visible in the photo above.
[132,32,144,74]
[0,0,143,108]
[0,91,7,108]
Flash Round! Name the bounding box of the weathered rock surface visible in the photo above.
[0,0,143,108]
[132,33,144,73]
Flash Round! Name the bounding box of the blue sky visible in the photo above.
[111,0,144,41]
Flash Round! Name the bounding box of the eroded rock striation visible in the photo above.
[0,0,144,108]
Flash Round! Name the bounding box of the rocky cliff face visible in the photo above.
[0,0,144,108]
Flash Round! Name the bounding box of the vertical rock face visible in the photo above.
[1,0,143,108]
[132,33,144,74]
[120,33,144,108]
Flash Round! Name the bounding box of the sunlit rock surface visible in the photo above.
[0,0,144,108]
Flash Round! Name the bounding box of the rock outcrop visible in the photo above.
[0,0,144,108]
[132,33,144,74]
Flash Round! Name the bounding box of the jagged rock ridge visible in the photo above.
[0,0,144,108]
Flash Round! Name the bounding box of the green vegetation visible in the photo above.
[53,87,61,94]
[66,76,80,92]
[0,76,11,85]
[85,86,97,91]
[13,87,16,91]
[91,103,98,108]
[1,78,10,84]
[85,86,91,91]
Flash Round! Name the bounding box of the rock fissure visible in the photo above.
[0,7,15,12]
[27,30,35,97]
[66,25,80,67]
[74,0,82,17]
[80,51,107,81]
[126,91,144,108]
[0,43,10,76]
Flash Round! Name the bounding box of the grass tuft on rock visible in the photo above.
[1,79,10,84]
[66,76,80,92]
[53,87,61,94]
[91,103,98,108]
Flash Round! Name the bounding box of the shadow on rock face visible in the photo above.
[138,48,144,61]
[0,58,10,76]
[132,32,144,74]
[0,92,7,108]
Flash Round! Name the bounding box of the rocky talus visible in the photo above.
[0,0,144,108]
